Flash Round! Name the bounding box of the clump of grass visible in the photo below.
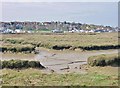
[0,44,36,53]
[79,45,120,50]
[1,60,45,69]
[88,54,120,66]
[4,39,24,44]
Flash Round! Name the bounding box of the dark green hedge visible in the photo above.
[1,60,45,69]
[88,54,120,66]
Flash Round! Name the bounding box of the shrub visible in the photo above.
[88,54,120,67]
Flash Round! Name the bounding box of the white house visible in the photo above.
[89,30,94,33]
[14,29,24,33]
[52,29,63,33]
[3,29,14,34]
[79,29,85,33]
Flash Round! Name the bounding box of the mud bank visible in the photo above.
[1,48,118,73]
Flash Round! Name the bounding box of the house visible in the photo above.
[68,27,80,33]
[15,29,21,33]
[88,29,94,33]
[27,30,34,33]
[4,29,14,34]
[94,29,104,33]
[14,29,25,33]
[52,29,63,33]
[79,29,85,33]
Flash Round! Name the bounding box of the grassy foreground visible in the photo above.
[1,66,119,86]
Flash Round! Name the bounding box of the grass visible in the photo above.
[1,32,119,51]
[2,32,118,46]
[0,44,36,54]
[1,60,45,69]
[1,66,119,86]
[88,54,120,66]
[0,32,119,87]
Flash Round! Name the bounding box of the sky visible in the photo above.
[1,1,118,27]
[1,0,119,2]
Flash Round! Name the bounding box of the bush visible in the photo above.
[88,54,120,66]
[2,60,45,69]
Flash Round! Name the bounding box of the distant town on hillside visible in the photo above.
[0,21,119,34]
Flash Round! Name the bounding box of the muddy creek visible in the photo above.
[1,49,118,73]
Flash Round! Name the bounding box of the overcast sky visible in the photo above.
[1,0,119,2]
[1,2,118,27]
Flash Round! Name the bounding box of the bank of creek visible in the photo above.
[1,48,118,74]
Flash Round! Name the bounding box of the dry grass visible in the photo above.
[1,32,118,47]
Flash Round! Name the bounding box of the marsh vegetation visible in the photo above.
[0,32,119,86]
[0,32,119,54]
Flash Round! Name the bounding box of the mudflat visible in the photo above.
[1,48,118,73]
